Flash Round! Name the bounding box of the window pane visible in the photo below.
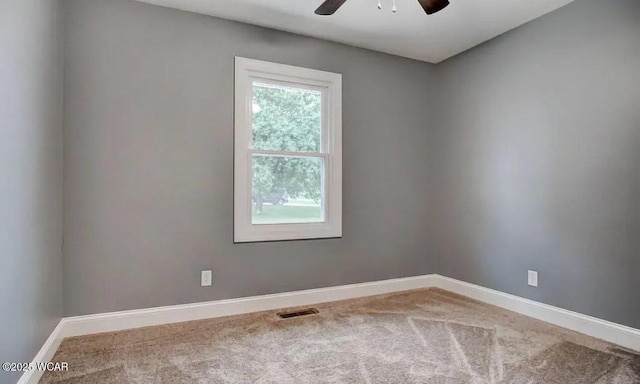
[252,81,322,153]
[252,156,324,224]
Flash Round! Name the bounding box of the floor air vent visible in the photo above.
[277,308,319,319]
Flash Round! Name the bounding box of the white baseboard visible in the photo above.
[61,275,438,338]
[17,320,64,384]
[432,275,640,352]
[19,273,640,383]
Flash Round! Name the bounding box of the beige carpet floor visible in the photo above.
[41,288,640,383]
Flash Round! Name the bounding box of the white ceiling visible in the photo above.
[134,0,575,63]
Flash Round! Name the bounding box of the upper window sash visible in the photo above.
[249,78,328,154]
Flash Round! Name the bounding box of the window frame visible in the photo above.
[234,57,342,243]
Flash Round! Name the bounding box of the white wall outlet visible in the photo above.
[201,270,212,287]
[528,270,538,287]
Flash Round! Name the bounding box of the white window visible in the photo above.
[234,57,342,243]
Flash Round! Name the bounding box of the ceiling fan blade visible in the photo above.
[416,0,450,15]
[315,0,348,15]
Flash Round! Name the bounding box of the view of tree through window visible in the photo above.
[251,82,324,224]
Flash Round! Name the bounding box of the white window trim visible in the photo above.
[234,57,342,243]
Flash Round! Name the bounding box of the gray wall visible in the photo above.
[434,0,640,328]
[62,0,640,330]
[63,0,440,316]
[0,0,64,382]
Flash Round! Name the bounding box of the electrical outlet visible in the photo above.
[201,270,212,287]
[528,270,538,287]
